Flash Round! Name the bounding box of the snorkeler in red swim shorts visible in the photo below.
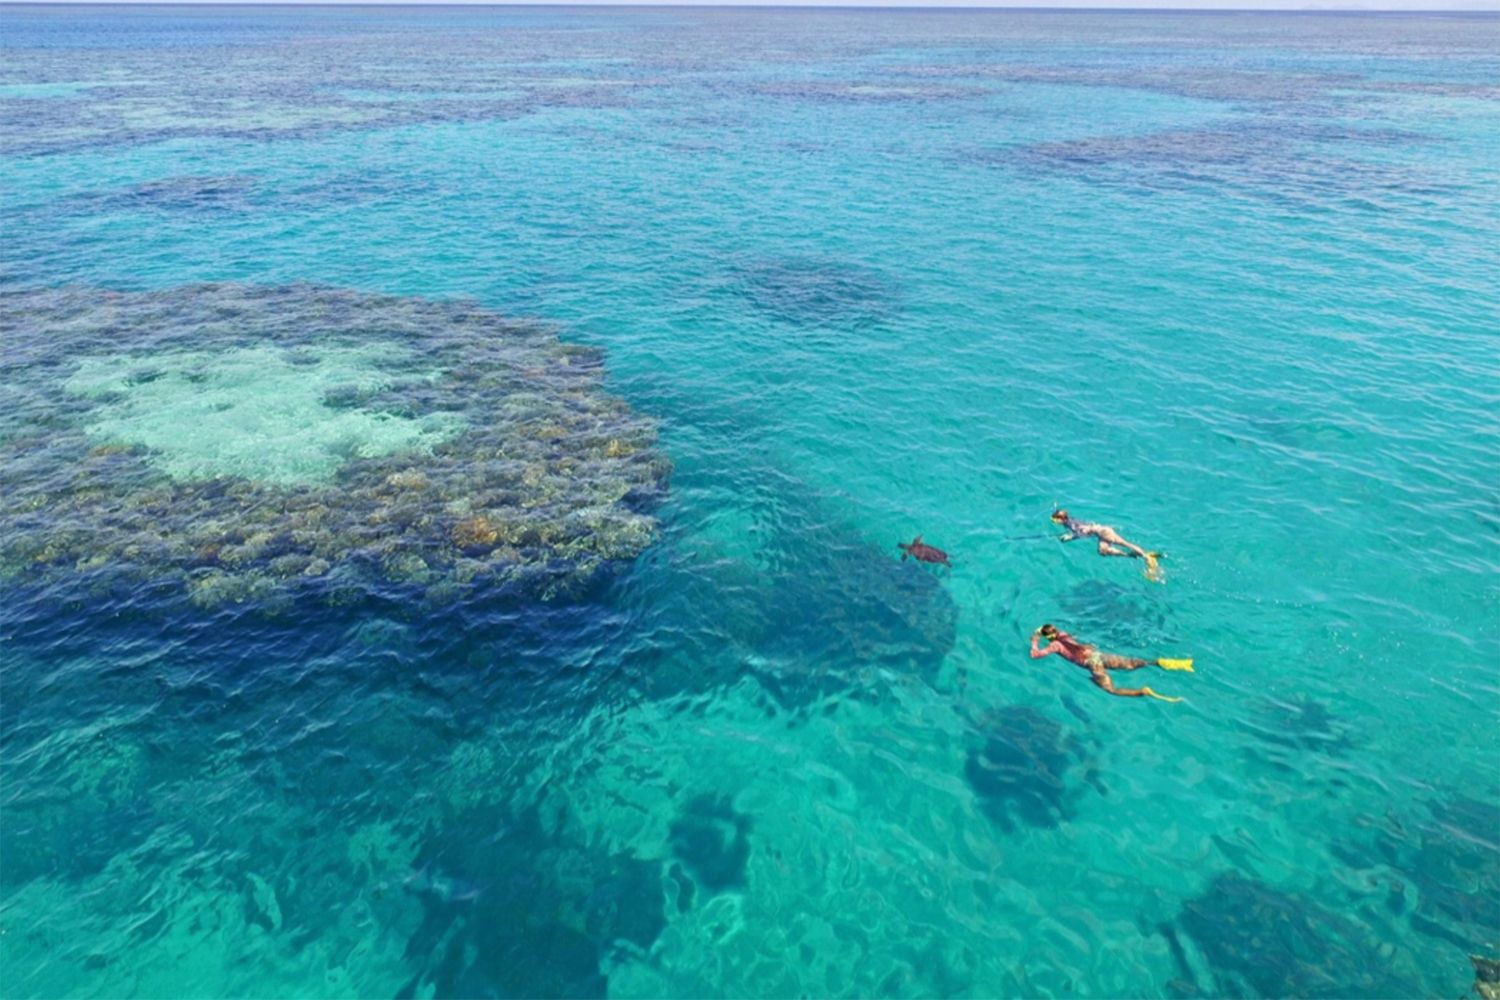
[1030,624,1192,702]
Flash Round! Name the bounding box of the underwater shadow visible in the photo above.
[669,793,753,895]
[1058,578,1173,652]
[725,254,902,332]
[1239,694,1359,775]
[1160,871,1419,998]
[397,804,666,999]
[964,705,1100,834]
[616,484,960,714]
[1332,791,1500,954]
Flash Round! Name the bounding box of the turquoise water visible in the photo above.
[3,6,1499,997]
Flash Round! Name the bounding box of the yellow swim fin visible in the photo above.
[1142,687,1183,703]
[1156,657,1194,672]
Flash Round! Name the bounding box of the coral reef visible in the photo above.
[1243,695,1357,761]
[107,174,259,213]
[399,804,666,998]
[730,255,900,330]
[964,706,1095,834]
[669,794,753,894]
[974,120,1452,210]
[748,80,980,104]
[1334,793,1500,953]
[1162,872,1417,998]
[0,283,670,609]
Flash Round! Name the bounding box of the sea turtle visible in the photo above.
[898,535,951,569]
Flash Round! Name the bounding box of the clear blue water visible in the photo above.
[2,6,1498,997]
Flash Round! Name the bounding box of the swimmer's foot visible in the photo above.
[1142,686,1182,703]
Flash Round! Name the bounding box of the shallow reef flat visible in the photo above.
[0,283,671,610]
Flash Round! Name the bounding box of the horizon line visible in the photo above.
[3,1,1496,10]
[3,0,1498,9]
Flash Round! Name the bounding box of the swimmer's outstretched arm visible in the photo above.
[1030,633,1062,659]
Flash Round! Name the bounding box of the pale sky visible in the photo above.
[11,0,1500,8]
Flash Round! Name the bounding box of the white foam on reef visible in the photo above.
[65,345,464,486]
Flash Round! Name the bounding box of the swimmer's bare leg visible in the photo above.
[1099,528,1151,560]
[1091,670,1181,702]
[1100,654,1149,671]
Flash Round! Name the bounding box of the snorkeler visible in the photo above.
[1030,624,1193,702]
[1052,509,1163,580]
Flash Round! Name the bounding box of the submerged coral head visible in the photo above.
[0,282,671,609]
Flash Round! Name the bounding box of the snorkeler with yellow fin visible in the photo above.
[1030,624,1193,702]
[1051,508,1165,581]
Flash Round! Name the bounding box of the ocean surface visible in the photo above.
[2,5,1498,997]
